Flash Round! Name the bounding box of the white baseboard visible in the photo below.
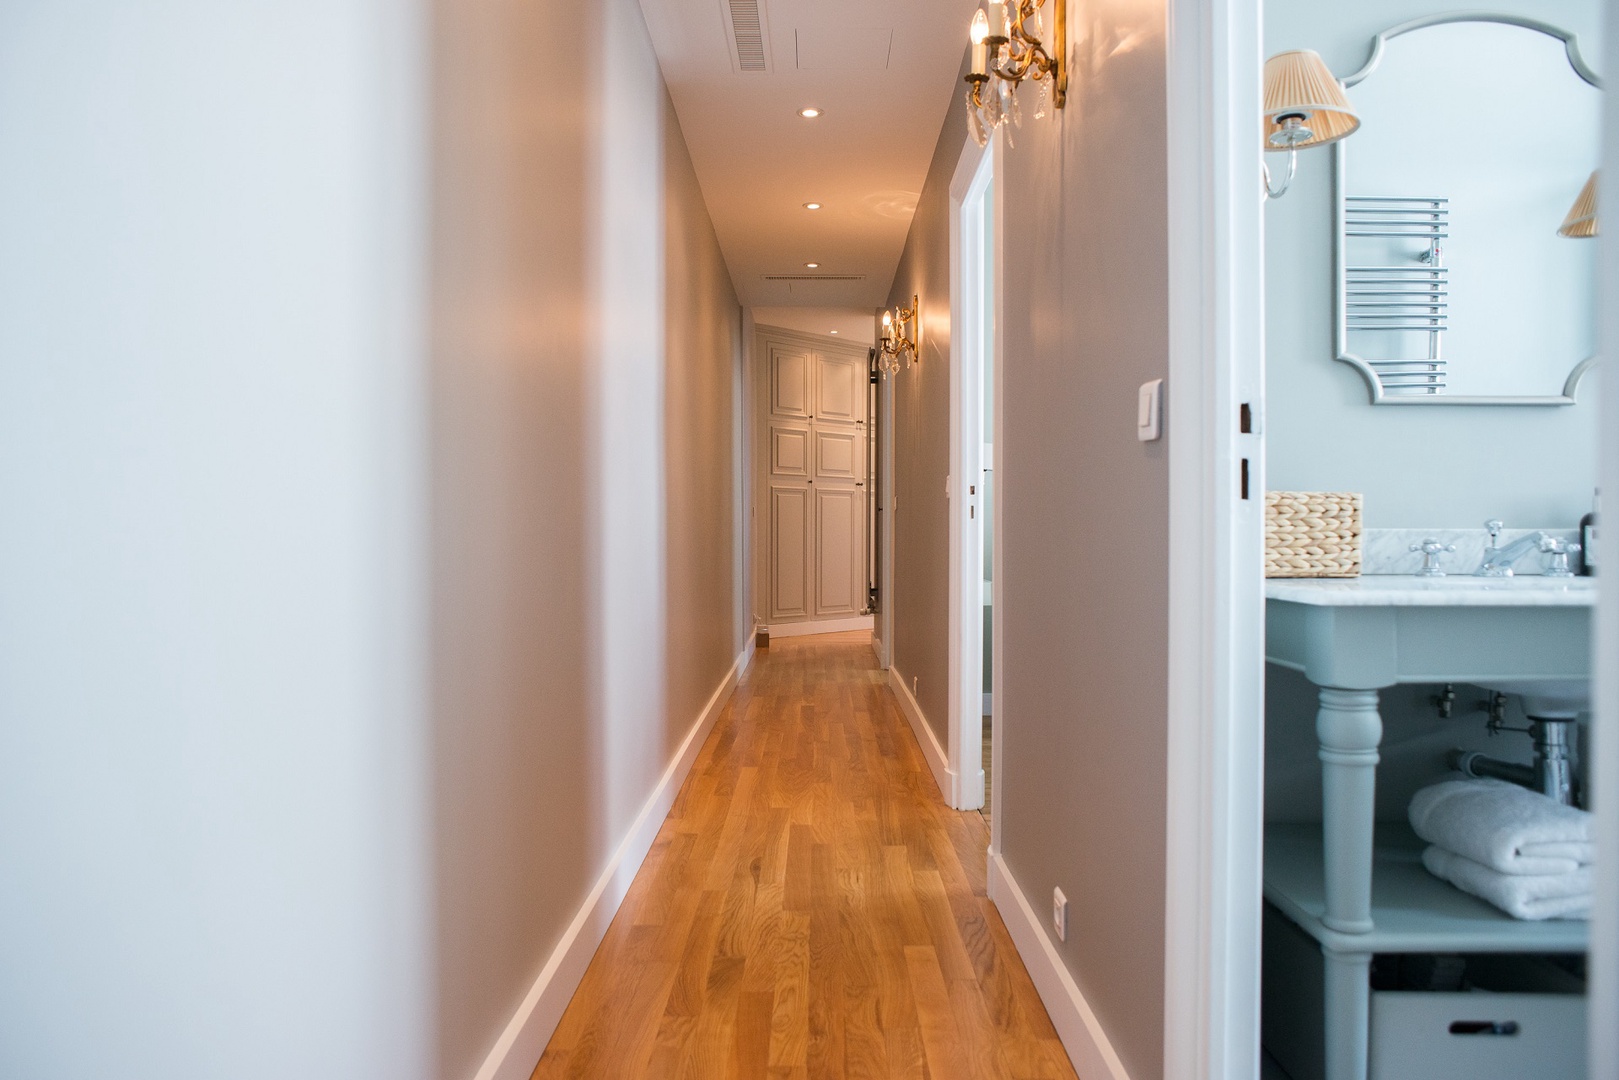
[470,636,757,1080]
[765,614,873,638]
[886,665,954,801]
[987,852,1132,1080]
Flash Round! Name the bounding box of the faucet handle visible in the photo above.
[1540,535,1582,578]
[1410,538,1458,577]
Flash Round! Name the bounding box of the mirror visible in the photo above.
[1333,15,1601,405]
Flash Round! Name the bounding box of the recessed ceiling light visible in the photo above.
[803,202,822,210]
[829,330,839,334]
[805,262,820,268]
[799,107,823,119]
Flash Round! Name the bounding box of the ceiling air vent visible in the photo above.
[723,0,770,73]
[762,274,865,282]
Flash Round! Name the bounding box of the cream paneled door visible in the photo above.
[765,339,868,624]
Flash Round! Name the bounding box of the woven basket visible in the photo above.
[1266,491,1363,578]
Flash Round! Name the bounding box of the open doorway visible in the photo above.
[1256,11,1610,1080]
[949,134,995,814]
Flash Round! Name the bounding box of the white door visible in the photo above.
[764,337,868,625]
[767,342,813,620]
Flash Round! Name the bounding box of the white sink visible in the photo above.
[1265,574,1596,607]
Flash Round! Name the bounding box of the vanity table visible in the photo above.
[1264,576,1594,1080]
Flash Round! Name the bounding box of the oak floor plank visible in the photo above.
[531,632,1077,1080]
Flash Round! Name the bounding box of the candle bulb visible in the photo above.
[970,9,989,75]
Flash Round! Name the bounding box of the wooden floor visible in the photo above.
[534,631,1077,1080]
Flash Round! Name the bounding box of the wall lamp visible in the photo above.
[877,296,919,378]
[1559,171,1598,237]
[964,1,1067,148]
[1263,50,1359,199]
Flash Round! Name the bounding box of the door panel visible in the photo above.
[815,487,863,616]
[770,423,811,478]
[814,426,861,481]
[771,485,811,620]
[761,336,870,626]
[770,344,812,418]
[814,352,864,423]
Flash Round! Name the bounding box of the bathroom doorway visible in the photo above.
[949,133,995,814]
[1255,10,1617,1079]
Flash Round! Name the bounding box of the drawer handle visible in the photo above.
[1448,1021,1520,1037]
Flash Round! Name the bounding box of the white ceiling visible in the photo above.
[638,0,979,308]
[752,306,878,344]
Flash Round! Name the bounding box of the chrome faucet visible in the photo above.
[1477,520,1549,577]
[1540,535,1581,578]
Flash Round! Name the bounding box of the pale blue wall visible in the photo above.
[1263,0,1604,825]
[1265,0,1604,530]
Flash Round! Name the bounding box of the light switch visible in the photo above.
[1137,378,1164,442]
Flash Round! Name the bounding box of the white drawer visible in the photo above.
[1370,990,1585,1080]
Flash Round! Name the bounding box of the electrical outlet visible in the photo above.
[1052,887,1068,942]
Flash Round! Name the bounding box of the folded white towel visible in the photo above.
[1408,776,1593,876]
[1422,846,1590,921]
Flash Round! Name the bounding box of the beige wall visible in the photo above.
[888,12,1173,1078]
[430,0,743,1076]
[885,62,968,749]
[995,9,1171,1075]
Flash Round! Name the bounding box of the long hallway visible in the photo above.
[535,632,1077,1080]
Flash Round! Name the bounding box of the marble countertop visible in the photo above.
[1266,575,1597,607]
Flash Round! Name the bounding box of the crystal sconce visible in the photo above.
[964,1,1067,148]
[877,296,919,378]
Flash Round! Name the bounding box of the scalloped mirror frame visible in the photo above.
[1332,13,1602,406]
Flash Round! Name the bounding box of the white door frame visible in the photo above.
[1163,0,1267,1077]
[1159,1,1619,1075]
[1592,24,1619,1071]
[876,329,895,668]
[947,133,996,811]
[751,324,877,636]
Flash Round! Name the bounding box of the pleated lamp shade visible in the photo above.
[1264,50,1360,151]
[1559,171,1598,238]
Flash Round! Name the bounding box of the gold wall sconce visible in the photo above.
[1263,49,1360,199]
[877,296,919,378]
[1559,170,1598,237]
[964,1,1067,148]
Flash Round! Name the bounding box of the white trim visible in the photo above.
[988,125,1006,855]
[987,853,1133,1080]
[764,614,873,638]
[1590,41,1619,1074]
[946,134,994,812]
[887,664,954,799]
[470,637,756,1080]
[1163,0,1265,1079]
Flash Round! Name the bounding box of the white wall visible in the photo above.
[0,3,432,1078]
